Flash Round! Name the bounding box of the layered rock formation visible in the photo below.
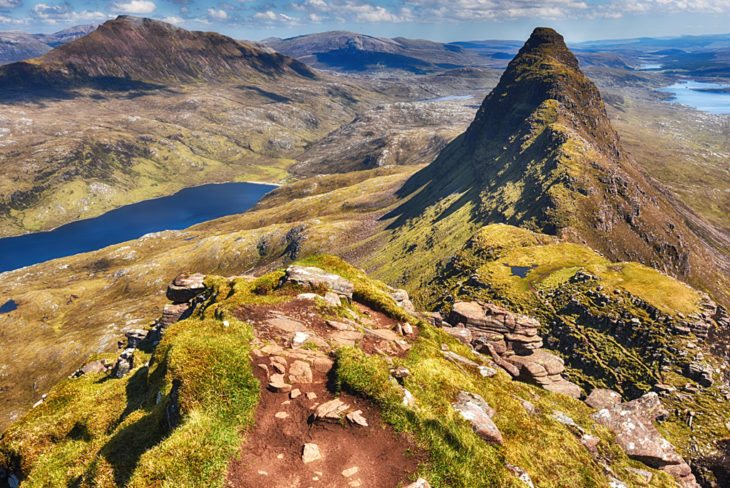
[446,300,582,398]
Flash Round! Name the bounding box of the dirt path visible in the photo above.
[226,295,423,488]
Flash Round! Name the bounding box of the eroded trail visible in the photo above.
[226,295,423,488]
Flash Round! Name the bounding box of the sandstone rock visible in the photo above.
[112,348,135,378]
[342,466,359,477]
[593,395,698,487]
[290,389,301,399]
[314,398,350,421]
[292,331,310,347]
[159,303,192,327]
[312,357,334,373]
[268,373,293,393]
[543,380,582,399]
[302,443,322,463]
[419,312,443,327]
[346,409,368,427]
[166,273,206,304]
[288,360,313,384]
[72,359,108,378]
[449,301,489,328]
[267,316,307,333]
[326,319,355,331]
[585,388,622,410]
[452,391,503,445]
[125,329,148,348]
[274,411,289,419]
[442,325,473,345]
[403,478,431,488]
[402,388,416,407]
[507,350,565,378]
[685,361,713,387]
[284,266,354,298]
[323,291,342,307]
[389,288,416,312]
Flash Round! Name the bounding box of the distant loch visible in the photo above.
[0,182,276,273]
[659,80,730,115]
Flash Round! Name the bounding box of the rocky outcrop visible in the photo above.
[585,388,622,410]
[592,393,698,487]
[282,265,354,299]
[452,391,503,445]
[446,301,581,398]
[166,273,206,304]
[111,348,135,378]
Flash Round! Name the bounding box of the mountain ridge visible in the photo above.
[0,16,316,88]
[385,27,730,305]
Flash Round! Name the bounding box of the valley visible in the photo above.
[0,16,729,488]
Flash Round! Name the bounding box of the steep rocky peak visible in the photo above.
[465,27,616,149]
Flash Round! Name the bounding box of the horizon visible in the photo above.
[1,1,730,43]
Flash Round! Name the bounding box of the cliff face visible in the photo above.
[388,27,729,304]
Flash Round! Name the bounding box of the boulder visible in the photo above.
[159,303,192,327]
[543,380,582,399]
[268,374,293,393]
[166,273,206,304]
[125,329,148,349]
[302,443,322,463]
[283,266,354,298]
[592,395,698,487]
[585,388,622,410]
[452,391,503,445]
[389,288,416,312]
[111,348,135,378]
[288,360,313,384]
[507,350,565,378]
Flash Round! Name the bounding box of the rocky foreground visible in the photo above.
[2,256,717,487]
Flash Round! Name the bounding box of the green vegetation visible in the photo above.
[0,311,259,487]
[334,327,674,488]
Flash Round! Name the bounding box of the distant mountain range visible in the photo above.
[0,25,95,64]
[0,16,315,89]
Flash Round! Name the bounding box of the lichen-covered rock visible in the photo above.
[166,273,206,304]
[160,303,193,327]
[389,288,415,312]
[283,265,354,298]
[585,388,622,410]
[452,391,503,445]
[592,393,698,487]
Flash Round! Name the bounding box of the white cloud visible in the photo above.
[161,15,184,24]
[0,13,25,23]
[207,7,228,20]
[254,10,297,24]
[112,0,156,14]
[32,3,110,24]
[0,0,21,9]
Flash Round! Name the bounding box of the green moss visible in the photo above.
[334,325,673,488]
[0,313,259,488]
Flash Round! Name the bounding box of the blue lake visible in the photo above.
[659,80,730,115]
[0,182,276,273]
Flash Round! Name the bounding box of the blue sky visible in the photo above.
[1,0,729,42]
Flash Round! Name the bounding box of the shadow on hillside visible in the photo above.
[95,367,167,486]
[0,76,167,104]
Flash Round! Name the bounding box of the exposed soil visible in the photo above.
[226,362,423,488]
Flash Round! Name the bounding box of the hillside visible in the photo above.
[0,16,315,88]
[0,25,728,488]
[264,31,488,73]
[0,256,707,487]
[379,27,730,305]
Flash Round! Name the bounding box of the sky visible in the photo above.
[1,0,729,42]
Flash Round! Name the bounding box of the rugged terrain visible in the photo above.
[0,25,95,65]
[0,23,729,488]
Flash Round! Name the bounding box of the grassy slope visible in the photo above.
[1,257,675,487]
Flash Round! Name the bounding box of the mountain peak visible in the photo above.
[389,27,729,304]
[0,16,315,88]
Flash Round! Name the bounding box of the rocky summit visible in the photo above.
[389,27,729,305]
